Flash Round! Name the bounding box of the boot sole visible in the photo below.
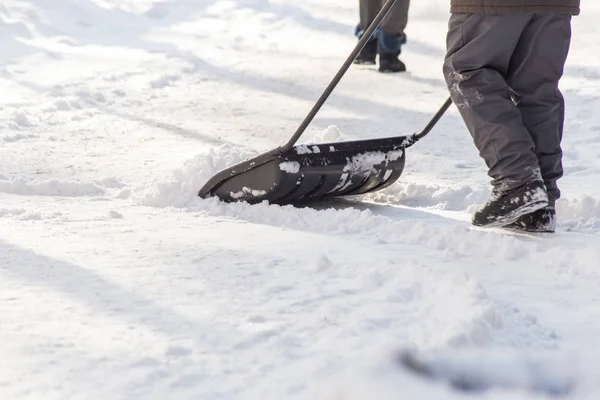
[472,200,549,229]
[353,60,376,65]
[503,225,555,234]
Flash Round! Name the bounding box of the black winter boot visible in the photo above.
[379,52,406,73]
[472,180,549,228]
[354,39,377,65]
[504,206,556,233]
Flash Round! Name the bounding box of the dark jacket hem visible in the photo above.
[450,5,580,14]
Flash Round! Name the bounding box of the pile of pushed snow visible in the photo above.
[139,144,259,208]
[364,182,489,211]
[139,124,345,208]
[0,176,107,197]
[556,195,600,231]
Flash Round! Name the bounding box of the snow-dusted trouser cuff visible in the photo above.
[356,0,410,55]
[355,26,407,55]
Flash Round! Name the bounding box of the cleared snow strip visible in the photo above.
[0,177,110,197]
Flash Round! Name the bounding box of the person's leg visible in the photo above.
[380,0,409,35]
[502,14,572,233]
[507,14,572,206]
[354,0,380,64]
[443,13,549,226]
[358,0,381,30]
[378,0,410,72]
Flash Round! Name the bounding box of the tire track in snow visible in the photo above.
[0,207,66,221]
[0,176,126,197]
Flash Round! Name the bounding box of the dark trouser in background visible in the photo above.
[356,0,410,55]
[443,13,572,205]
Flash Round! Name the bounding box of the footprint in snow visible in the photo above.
[397,349,575,397]
[165,345,192,358]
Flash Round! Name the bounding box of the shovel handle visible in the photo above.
[280,0,399,152]
[413,96,453,141]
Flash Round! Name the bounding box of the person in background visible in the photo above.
[443,0,581,233]
[353,0,410,73]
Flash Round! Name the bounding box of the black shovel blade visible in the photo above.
[198,135,414,205]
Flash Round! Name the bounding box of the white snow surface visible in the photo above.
[1,1,600,399]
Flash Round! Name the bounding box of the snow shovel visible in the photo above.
[198,0,453,205]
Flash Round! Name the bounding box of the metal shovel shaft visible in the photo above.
[406,96,453,146]
[280,0,399,152]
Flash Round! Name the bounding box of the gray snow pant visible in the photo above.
[443,13,572,204]
[357,0,410,54]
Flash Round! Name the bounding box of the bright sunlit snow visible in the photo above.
[1,1,599,399]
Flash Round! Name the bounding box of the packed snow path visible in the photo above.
[1,1,600,399]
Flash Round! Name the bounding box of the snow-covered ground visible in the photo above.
[1,1,600,399]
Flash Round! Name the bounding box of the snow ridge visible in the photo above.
[0,176,107,197]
